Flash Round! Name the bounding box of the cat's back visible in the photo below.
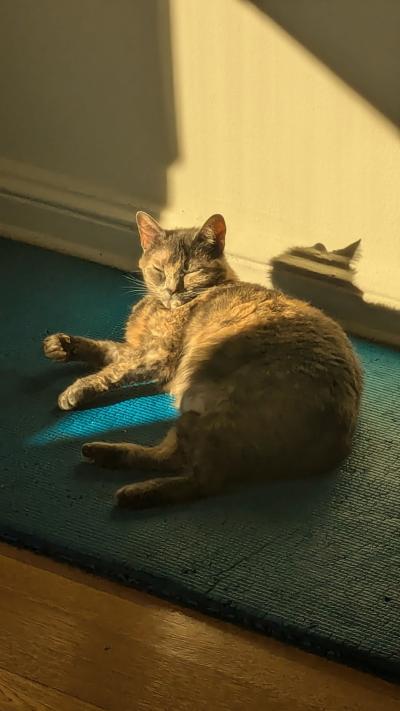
[183,280,362,388]
[189,280,348,348]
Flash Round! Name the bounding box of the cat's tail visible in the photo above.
[116,474,212,509]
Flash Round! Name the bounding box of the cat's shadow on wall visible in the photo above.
[269,240,400,349]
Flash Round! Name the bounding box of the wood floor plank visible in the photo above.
[0,667,103,711]
[0,544,399,711]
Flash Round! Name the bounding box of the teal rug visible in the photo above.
[1,238,399,680]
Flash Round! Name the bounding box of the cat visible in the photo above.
[43,212,363,509]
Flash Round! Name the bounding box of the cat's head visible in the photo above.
[136,212,236,308]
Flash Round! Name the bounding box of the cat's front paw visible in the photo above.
[58,380,89,410]
[43,333,73,362]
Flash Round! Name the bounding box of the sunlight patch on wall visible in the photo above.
[164,0,400,306]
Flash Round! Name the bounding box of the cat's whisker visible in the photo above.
[122,283,147,291]
[123,287,147,294]
[122,274,148,297]
[123,274,147,286]
[122,289,148,296]
[121,281,147,289]
[124,280,146,288]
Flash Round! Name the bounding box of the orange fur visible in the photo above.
[44,212,363,508]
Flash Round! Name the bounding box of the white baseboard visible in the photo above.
[0,192,141,271]
[0,157,150,270]
[226,252,269,285]
[0,157,161,226]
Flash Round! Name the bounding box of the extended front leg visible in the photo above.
[58,360,157,410]
[43,333,133,367]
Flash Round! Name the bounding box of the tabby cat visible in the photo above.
[43,212,363,508]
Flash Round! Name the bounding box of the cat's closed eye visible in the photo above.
[152,266,165,282]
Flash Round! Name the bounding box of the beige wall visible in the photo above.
[0,0,399,307]
[163,0,400,305]
[0,0,176,203]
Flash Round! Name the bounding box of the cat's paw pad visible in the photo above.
[115,481,158,508]
[58,382,86,410]
[82,442,129,468]
[115,483,141,508]
[43,333,72,362]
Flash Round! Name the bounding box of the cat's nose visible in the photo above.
[166,280,183,295]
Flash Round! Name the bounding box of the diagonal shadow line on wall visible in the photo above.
[245,0,400,127]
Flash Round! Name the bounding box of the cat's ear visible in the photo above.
[136,211,164,251]
[333,239,361,260]
[197,214,226,255]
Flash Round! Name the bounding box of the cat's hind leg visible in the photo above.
[82,427,182,471]
[82,425,207,509]
[115,474,204,509]
[99,413,229,509]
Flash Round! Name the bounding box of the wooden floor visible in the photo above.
[0,543,399,711]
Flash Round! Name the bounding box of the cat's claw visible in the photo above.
[81,442,96,462]
[58,381,88,410]
[115,484,135,507]
[82,442,128,468]
[115,483,147,508]
[43,333,72,362]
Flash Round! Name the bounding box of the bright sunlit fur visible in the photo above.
[44,212,363,509]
